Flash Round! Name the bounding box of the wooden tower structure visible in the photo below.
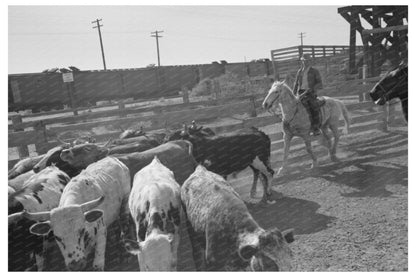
[338,6,407,77]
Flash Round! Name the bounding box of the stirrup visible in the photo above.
[310,129,321,136]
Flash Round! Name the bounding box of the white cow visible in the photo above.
[124,156,182,271]
[23,156,131,271]
[8,165,70,271]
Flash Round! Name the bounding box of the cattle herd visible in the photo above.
[8,120,294,271]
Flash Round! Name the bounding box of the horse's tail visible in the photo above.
[338,101,350,134]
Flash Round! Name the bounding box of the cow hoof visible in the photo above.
[331,156,340,163]
[250,190,257,198]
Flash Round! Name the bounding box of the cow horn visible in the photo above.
[8,212,24,225]
[80,196,105,213]
[21,209,51,222]
[56,137,70,146]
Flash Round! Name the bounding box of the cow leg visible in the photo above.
[249,165,260,198]
[92,219,107,271]
[119,197,136,269]
[185,219,206,271]
[259,173,275,204]
[278,133,293,175]
[303,136,318,168]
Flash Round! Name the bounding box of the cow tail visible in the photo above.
[182,140,194,156]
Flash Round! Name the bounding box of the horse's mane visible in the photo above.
[271,81,298,99]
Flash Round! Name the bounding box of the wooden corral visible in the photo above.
[8,76,406,170]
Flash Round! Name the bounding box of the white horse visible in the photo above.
[262,81,350,175]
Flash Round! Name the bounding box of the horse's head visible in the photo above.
[370,64,408,105]
[263,81,286,110]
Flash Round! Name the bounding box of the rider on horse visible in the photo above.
[293,54,323,136]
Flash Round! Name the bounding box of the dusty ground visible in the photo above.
[9,99,407,271]
[229,128,408,272]
[169,127,407,271]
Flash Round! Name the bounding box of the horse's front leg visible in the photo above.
[278,133,293,175]
[303,136,318,168]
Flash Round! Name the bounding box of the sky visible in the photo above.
[8,5,357,74]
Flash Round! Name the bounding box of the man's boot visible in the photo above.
[309,100,321,136]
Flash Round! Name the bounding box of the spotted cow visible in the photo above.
[124,156,182,271]
[8,154,45,180]
[23,157,131,271]
[8,165,70,271]
[181,165,295,271]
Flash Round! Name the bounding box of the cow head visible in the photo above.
[124,233,176,271]
[33,145,70,173]
[60,143,109,170]
[24,196,105,271]
[238,228,294,271]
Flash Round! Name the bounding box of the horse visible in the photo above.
[262,81,350,175]
[369,63,408,122]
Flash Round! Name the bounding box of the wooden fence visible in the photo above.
[8,76,405,169]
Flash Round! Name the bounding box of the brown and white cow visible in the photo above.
[8,165,70,271]
[60,140,197,185]
[124,156,182,271]
[181,165,294,271]
[8,154,45,180]
[23,157,131,271]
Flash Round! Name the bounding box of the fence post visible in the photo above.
[182,86,190,104]
[34,121,49,155]
[11,115,30,158]
[250,95,257,117]
[118,100,126,117]
[213,80,220,100]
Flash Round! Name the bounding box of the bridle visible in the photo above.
[377,68,408,103]
[265,87,300,126]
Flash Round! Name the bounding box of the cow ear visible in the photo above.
[124,239,142,254]
[238,244,259,261]
[84,209,103,223]
[29,222,52,236]
[282,228,295,244]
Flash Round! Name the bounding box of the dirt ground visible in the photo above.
[9,103,407,271]
[172,127,407,271]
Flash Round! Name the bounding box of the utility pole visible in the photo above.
[151,30,164,67]
[298,32,306,46]
[92,19,107,70]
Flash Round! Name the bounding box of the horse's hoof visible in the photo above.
[310,162,319,169]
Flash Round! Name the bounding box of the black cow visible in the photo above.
[32,145,81,178]
[174,126,274,202]
[181,165,294,271]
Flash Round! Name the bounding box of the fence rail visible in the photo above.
[8,76,404,169]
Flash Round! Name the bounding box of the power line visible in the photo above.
[92,19,107,70]
[150,30,164,67]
